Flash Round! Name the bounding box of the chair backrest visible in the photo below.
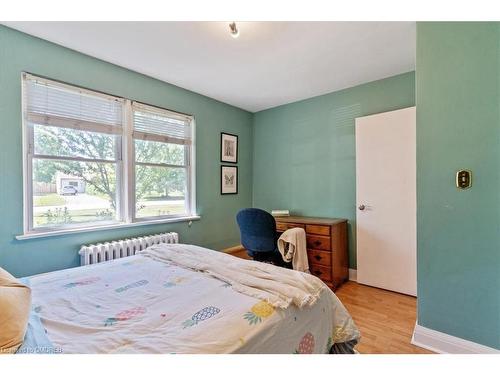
[236,208,277,254]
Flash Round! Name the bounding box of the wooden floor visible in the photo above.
[335,281,433,354]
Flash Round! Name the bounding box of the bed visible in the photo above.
[17,243,360,354]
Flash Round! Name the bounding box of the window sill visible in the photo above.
[15,215,201,241]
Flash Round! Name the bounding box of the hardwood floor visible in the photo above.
[224,245,252,260]
[335,281,433,354]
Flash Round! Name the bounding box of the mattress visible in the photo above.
[18,244,359,354]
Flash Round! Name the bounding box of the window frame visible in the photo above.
[126,100,196,223]
[21,73,197,236]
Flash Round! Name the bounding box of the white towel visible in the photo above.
[277,228,310,273]
[142,243,324,309]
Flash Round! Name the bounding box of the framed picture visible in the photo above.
[221,165,238,195]
[220,132,238,163]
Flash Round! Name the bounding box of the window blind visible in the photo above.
[23,74,123,135]
[132,102,192,145]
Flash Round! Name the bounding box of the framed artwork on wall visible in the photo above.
[220,132,238,163]
[221,165,238,195]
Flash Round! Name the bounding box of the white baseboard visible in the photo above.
[411,323,499,354]
[348,268,357,282]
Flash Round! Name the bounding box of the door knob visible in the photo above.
[358,204,366,211]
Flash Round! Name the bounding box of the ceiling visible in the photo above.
[4,22,416,112]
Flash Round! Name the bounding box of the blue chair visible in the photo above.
[236,208,288,266]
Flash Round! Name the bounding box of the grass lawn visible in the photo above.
[33,194,66,207]
[136,203,186,218]
[34,208,116,226]
[142,193,184,201]
[34,203,185,226]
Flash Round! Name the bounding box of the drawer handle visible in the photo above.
[314,240,322,246]
[314,255,322,261]
[313,269,323,276]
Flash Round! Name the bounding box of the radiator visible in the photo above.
[79,232,179,266]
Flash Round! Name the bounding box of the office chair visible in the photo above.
[236,208,289,267]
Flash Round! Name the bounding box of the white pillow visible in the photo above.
[0,267,31,354]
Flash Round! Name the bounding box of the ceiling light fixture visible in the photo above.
[229,22,239,38]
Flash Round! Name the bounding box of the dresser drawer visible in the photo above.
[287,223,305,229]
[306,235,331,251]
[309,264,332,282]
[307,249,331,267]
[276,222,288,232]
[306,224,330,236]
[276,222,305,232]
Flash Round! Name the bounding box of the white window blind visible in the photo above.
[24,73,124,135]
[132,102,192,145]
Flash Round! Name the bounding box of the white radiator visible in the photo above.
[79,232,179,266]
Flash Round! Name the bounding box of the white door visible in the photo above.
[355,107,416,296]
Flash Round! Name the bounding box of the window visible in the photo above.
[22,74,195,234]
[132,102,194,220]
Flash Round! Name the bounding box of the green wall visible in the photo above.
[2,23,498,350]
[416,22,500,349]
[0,26,253,277]
[252,72,415,268]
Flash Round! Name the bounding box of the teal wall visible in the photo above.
[0,26,253,277]
[252,72,415,268]
[416,22,500,349]
[2,23,498,350]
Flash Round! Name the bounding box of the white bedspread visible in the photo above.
[26,244,360,354]
[143,244,323,308]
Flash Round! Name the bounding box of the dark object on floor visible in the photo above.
[329,339,358,354]
[236,208,290,268]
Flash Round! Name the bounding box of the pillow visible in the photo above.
[0,267,31,354]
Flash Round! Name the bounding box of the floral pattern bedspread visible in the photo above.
[24,249,360,354]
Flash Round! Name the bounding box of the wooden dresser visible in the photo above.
[274,216,348,290]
